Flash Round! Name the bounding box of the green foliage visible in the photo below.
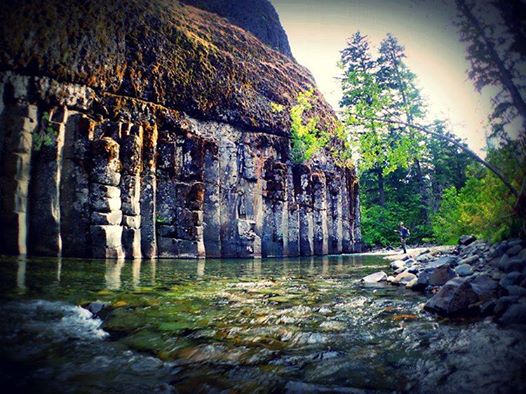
[155,215,170,225]
[33,112,56,151]
[289,89,328,164]
[340,33,425,177]
[432,144,523,244]
[269,101,284,113]
[328,122,355,168]
[359,167,434,247]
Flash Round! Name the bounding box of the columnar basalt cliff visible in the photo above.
[0,0,361,259]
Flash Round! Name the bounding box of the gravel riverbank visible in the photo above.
[362,236,526,325]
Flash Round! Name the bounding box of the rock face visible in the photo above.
[0,0,361,259]
[180,0,294,58]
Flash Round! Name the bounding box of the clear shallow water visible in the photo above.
[0,255,525,393]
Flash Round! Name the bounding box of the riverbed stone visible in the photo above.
[499,255,526,273]
[361,271,387,283]
[394,266,407,275]
[506,244,523,257]
[427,256,458,269]
[458,255,479,265]
[505,285,526,297]
[499,304,526,326]
[494,296,519,316]
[390,260,405,271]
[413,268,433,290]
[428,265,457,286]
[406,277,419,289]
[424,278,478,316]
[500,272,523,288]
[392,272,417,286]
[455,264,473,277]
[459,235,476,246]
[469,274,498,302]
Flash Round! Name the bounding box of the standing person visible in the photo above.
[398,222,410,254]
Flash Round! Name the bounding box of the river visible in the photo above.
[0,254,524,393]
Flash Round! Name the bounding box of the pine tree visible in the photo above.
[456,0,526,133]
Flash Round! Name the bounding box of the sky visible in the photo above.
[270,0,492,155]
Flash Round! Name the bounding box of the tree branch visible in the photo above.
[353,115,519,197]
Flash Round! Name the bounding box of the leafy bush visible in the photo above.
[33,112,57,151]
[289,89,328,164]
[432,145,523,244]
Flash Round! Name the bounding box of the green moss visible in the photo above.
[0,0,338,135]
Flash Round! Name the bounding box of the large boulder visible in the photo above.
[424,278,479,316]
[469,274,498,302]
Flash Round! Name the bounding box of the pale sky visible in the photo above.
[271,0,492,155]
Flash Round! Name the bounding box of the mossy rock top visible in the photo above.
[0,0,337,135]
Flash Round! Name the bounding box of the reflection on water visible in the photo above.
[104,259,125,290]
[0,254,525,393]
[132,259,141,289]
[16,256,26,293]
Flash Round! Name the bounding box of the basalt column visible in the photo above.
[286,167,300,256]
[234,138,262,258]
[341,169,353,253]
[156,131,206,258]
[89,134,125,259]
[59,114,93,257]
[140,123,158,258]
[326,172,343,254]
[262,158,288,257]
[120,124,143,259]
[295,165,314,256]
[156,130,179,257]
[174,134,205,258]
[0,103,36,255]
[28,106,67,256]
[312,172,328,256]
[203,141,221,257]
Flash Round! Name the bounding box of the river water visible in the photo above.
[0,254,524,393]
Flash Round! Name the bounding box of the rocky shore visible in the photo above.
[362,236,526,326]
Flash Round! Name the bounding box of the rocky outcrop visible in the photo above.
[375,237,526,324]
[180,0,294,58]
[0,0,361,259]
